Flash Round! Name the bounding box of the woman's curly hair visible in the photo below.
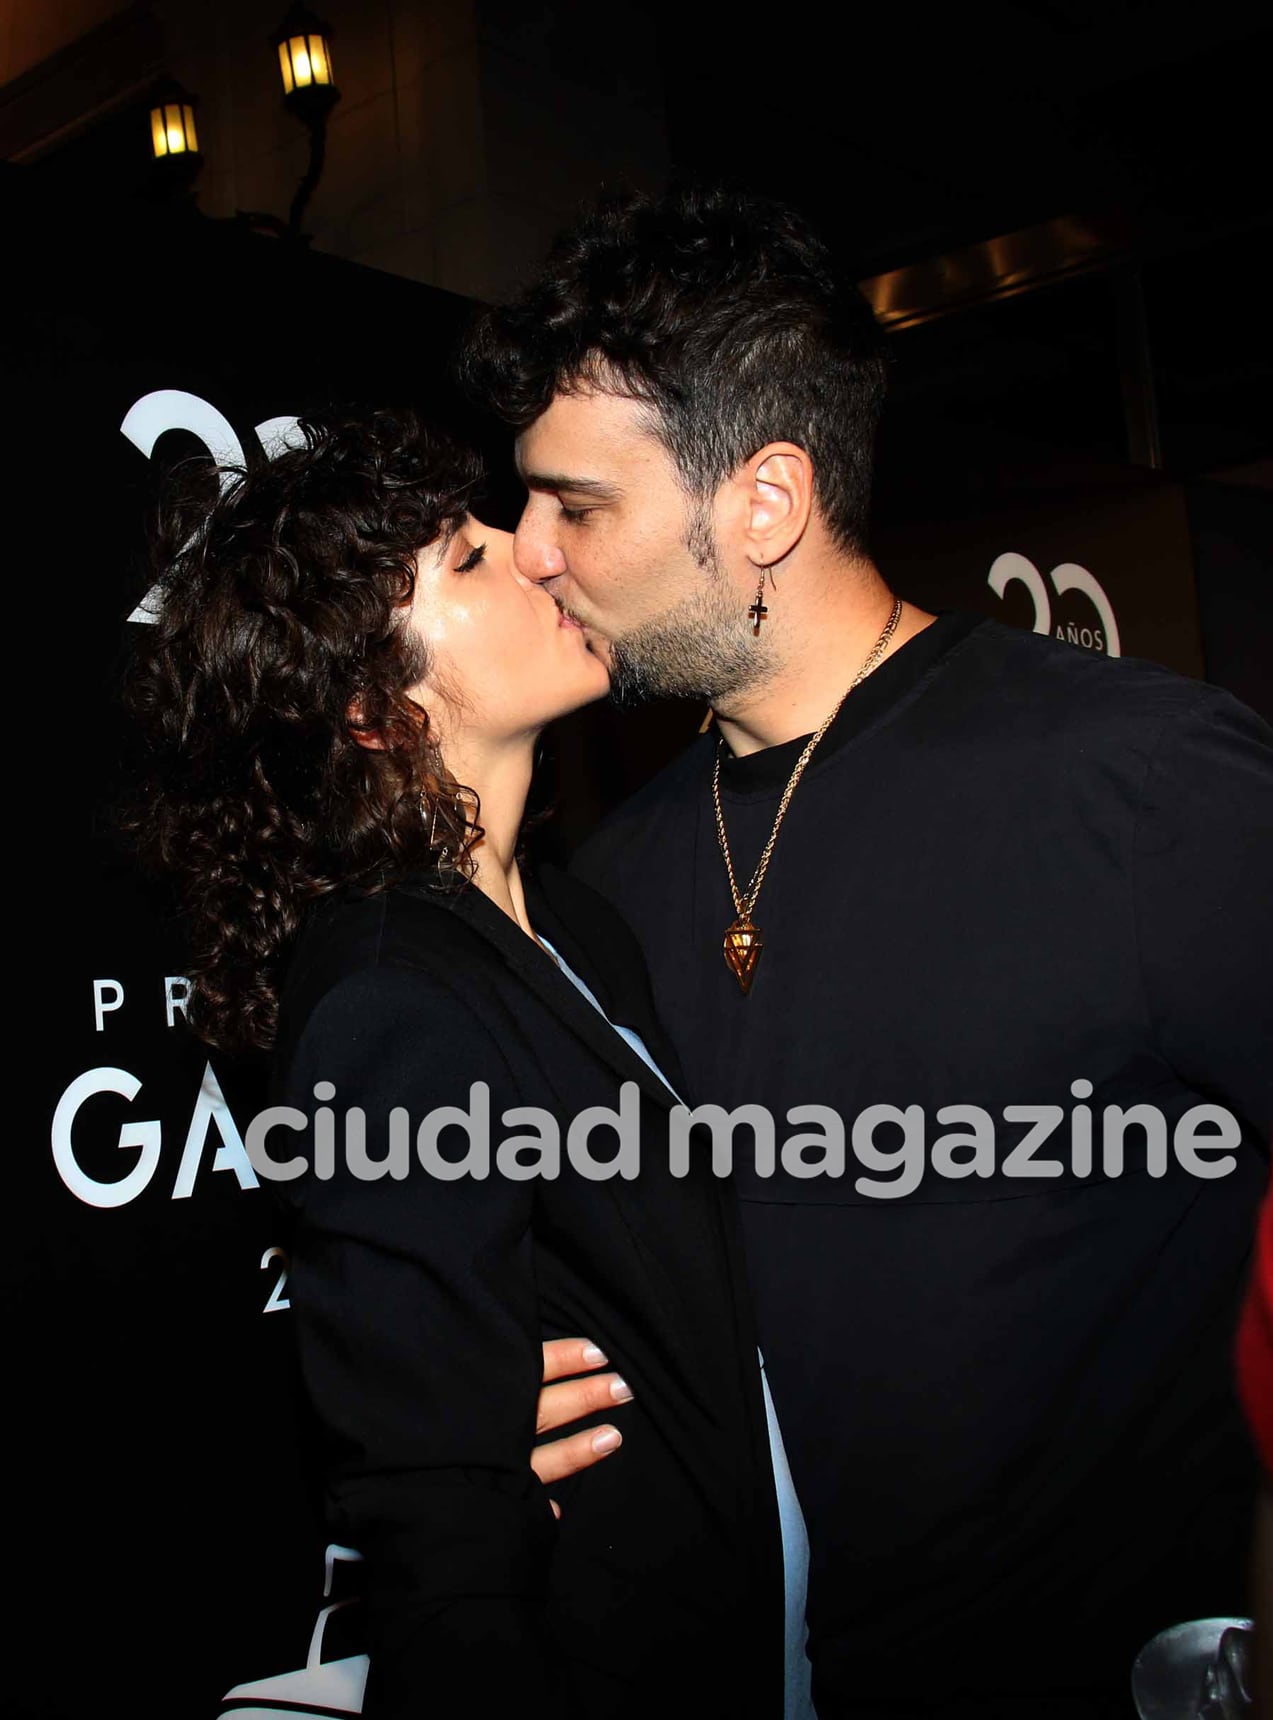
[122,407,483,1056]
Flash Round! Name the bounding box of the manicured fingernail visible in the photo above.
[582,1344,608,1366]
[592,1426,622,1454]
[550,1499,562,1520]
[610,1377,633,1403]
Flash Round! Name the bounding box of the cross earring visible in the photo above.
[748,564,770,636]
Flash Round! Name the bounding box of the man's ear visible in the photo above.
[736,443,813,567]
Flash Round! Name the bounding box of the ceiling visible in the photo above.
[652,1,1270,275]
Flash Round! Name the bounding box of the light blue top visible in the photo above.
[538,935,816,1719]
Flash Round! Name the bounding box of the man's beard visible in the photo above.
[606,508,778,708]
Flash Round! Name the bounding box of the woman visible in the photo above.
[124,408,798,1718]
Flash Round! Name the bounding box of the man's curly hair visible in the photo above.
[122,407,483,1055]
[461,184,888,554]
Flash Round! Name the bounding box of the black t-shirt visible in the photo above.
[572,612,1273,1718]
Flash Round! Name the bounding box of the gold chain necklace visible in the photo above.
[713,597,903,993]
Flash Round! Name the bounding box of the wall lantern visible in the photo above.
[149,96,200,160]
[147,84,203,196]
[277,23,335,102]
[275,7,340,119]
[272,5,341,236]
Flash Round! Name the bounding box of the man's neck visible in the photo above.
[711,562,935,758]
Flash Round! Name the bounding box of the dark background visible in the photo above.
[7,6,1271,1713]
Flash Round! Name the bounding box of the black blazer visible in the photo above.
[268,862,784,1719]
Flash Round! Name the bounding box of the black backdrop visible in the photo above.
[7,168,492,1720]
[7,164,1268,1719]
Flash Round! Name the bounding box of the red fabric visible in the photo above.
[1237,1171,1273,1477]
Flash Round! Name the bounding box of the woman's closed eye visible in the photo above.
[453,543,486,572]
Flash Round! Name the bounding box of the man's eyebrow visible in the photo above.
[519,471,622,500]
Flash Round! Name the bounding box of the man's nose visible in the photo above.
[514,516,568,583]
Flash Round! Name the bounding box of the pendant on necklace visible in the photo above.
[723,913,764,994]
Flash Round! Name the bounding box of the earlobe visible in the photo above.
[345,693,388,752]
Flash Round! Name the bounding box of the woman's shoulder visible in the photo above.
[294,872,472,961]
[275,876,492,1047]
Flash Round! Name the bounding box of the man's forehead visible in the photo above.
[515,388,663,480]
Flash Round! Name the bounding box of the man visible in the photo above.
[462,186,1273,1717]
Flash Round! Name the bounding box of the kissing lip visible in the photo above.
[551,600,607,659]
[550,595,587,632]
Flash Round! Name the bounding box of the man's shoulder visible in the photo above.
[960,615,1198,701]
[942,616,1236,745]
[928,622,1273,832]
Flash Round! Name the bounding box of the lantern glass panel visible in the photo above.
[164,103,186,155]
[307,34,332,83]
[278,40,294,95]
[150,108,168,158]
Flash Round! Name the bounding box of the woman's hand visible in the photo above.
[534,1338,632,1516]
